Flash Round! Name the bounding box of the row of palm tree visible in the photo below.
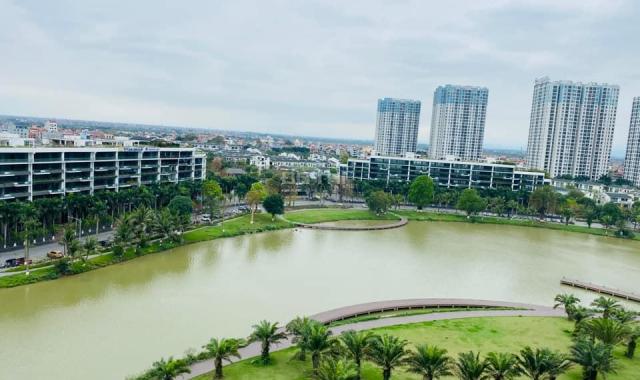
[554,294,640,360]
[0,181,202,249]
[142,298,639,380]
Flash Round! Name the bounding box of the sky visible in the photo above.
[1,0,639,155]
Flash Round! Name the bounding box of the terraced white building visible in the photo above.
[0,147,206,201]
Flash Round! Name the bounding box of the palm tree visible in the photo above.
[571,306,595,326]
[625,325,639,358]
[154,208,176,242]
[517,347,548,380]
[611,308,638,324]
[590,296,622,319]
[553,294,581,320]
[131,206,154,246]
[305,323,338,373]
[570,338,616,380]
[83,237,98,262]
[202,338,242,379]
[366,334,408,380]
[316,357,358,380]
[60,225,76,257]
[114,215,134,247]
[485,352,520,380]
[405,344,453,380]
[248,320,286,365]
[339,330,374,380]
[454,351,488,380]
[149,357,191,380]
[542,350,572,380]
[286,316,315,361]
[578,317,631,346]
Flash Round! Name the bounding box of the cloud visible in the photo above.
[0,0,638,155]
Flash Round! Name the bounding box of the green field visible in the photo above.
[285,208,399,224]
[191,317,640,380]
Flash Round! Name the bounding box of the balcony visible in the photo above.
[32,177,62,184]
[66,187,91,193]
[0,182,29,188]
[95,156,116,161]
[34,156,62,163]
[0,192,29,199]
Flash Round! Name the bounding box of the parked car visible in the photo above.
[3,258,32,268]
[47,250,64,259]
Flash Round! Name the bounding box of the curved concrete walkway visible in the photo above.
[284,213,408,231]
[179,298,563,379]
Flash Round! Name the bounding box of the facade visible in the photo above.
[525,77,619,180]
[373,98,421,157]
[342,156,545,192]
[623,97,640,186]
[429,85,489,161]
[0,147,206,201]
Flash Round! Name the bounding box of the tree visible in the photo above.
[560,198,579,225]
[248,320,286,364]
[154,208,177,242]
[83,237,98,262]
[305,323,339,373]
[590,296,622,319]
[262,194,284,221]
[365,191,393,215]
[366,334,408,380]
[408,175,435,210]
[20,217,41,275]
[626,325,639,358]
[148,357,191,380]
[339,330,374,380]
[286,316,315,361]
[599,203,623,231]
[541,350,572,380]
[246,183,267,224]
[202,338,242,379]
[528,186,558,218]
[454,351,488,380]
[485,352,520,380]
[578,318,630,346]
[405,344,453,380]
[553,294,581,321]
[316,357,358,380]
[58,225,75,257]
[517,347,549,380]
[456,189,487,218]
[570,339,616,380]
[168,195,193,217]
[202,180,223,218]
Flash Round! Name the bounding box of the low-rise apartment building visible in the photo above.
[342,156,545,192]
[0,147,206,201]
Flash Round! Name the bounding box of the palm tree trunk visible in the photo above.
[312,353,320,373]
[383,368,391,380]
[627,339,637,358]
[261,342,270,364]
[214,357,223,379]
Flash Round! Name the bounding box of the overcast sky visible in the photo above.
[1,0,639,155]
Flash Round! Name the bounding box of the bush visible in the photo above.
[54,258,72,275]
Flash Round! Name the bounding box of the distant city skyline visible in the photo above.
[1,1,639,156]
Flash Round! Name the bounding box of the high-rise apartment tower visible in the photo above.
[525,77,619,179]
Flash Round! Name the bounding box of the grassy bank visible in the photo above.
[0,213,291,289]
[396,210,640,240]
[191,317,639,380]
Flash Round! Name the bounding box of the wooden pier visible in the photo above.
[561,277,640,303]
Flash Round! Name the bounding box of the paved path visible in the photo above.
[179,298,563,379]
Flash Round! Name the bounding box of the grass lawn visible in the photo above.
[192,317,640,380]
[285,208,399,224]
[183,213,291,243]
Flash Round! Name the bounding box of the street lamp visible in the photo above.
[68,216,83,238]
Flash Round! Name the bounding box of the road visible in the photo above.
[0,230,114,264]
